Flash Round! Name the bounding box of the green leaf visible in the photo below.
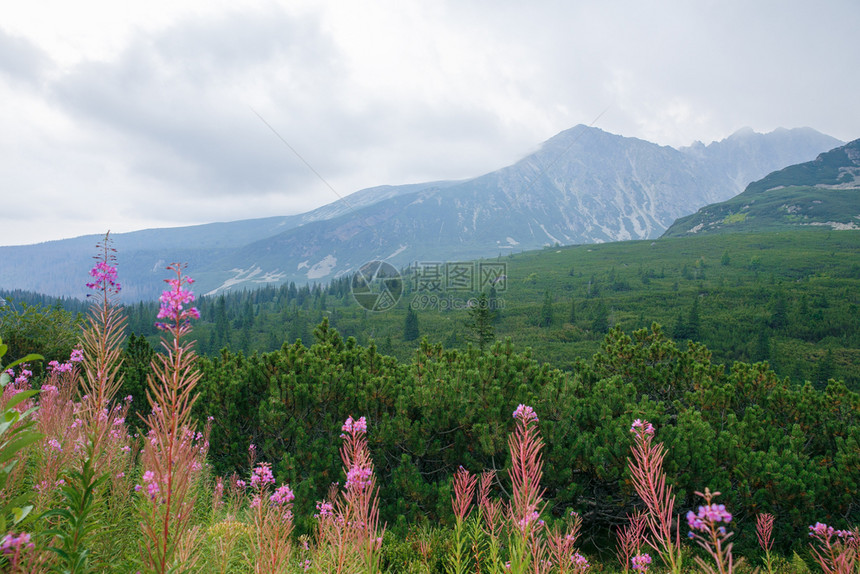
[2,388,40,412]
[0,432,44,465]
[11,504,32,525]
[5,353,44,371]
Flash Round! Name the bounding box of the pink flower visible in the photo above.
[809,522,835,538]
[345,465,373,491]
[342,416,367,434]
[14,367,32,385]
[86,261,121,293]
[155,267,199,330]
[516,510,542,533]
[270,484,295,505]
[1,532,34,555]
[632,553,652,571]
[250,463,275,488]
[314,500,334,518]
[687,504,732,532]
[630,419,655,435]
[512,404,538,422]
[142,470,156,483]
[69,348,84,363]
[571,553,589,569]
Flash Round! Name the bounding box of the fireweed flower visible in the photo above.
[571,552,590,569]
[41,384,59,395]
[14,366,32,385]
[809,522,834,538]
[345,465,373,490]
[516,510,543,533]
[512,403,538,422]
[632,553,652,571]
[69,347,84,362]
[1,531,35,554]
[630,419,655,435]
[86,260,121,293]
[342,415,367,434]
[250,463,275,489]
[270,485,295,505]
[154,270,199,331]
[314,500,334,519]
[687,504,733,532]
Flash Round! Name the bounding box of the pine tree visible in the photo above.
[687,297,701,341]
[590,299,608,334]
[539,290,554,328]
[404,307,420,342]
[465,293,495,351]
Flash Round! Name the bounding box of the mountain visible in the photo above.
[0,126,843,301]
[0,180,456,301]
[662,139,860,237]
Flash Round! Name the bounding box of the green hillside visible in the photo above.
[6,228,858,390]
[664,138,860,237]
[113,228,860,391]
[663,185,859,236]
[745,138,859,193]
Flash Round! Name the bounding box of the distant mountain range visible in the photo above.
[0,125,844,301]
[663,138,860,237]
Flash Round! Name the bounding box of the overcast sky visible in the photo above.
[1,0,858,246]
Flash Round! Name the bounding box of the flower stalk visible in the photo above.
[627,419,682,574]
[756,513,775,574]
[686,488,735,574]
[138,263,207,574]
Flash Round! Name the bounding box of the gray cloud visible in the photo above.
[0,28,50,86]
[52,7,345,197]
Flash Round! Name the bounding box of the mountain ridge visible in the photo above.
[663,138,860,237]
[0,125,844,300]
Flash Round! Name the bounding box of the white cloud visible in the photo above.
[1,0,858,246]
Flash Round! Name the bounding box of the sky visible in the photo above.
[1,0,858,246]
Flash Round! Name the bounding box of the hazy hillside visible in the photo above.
[664,138,860,237]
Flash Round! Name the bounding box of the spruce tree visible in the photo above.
[539,290,554,328]
[465,293,495,351]
[403,307,420,342]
